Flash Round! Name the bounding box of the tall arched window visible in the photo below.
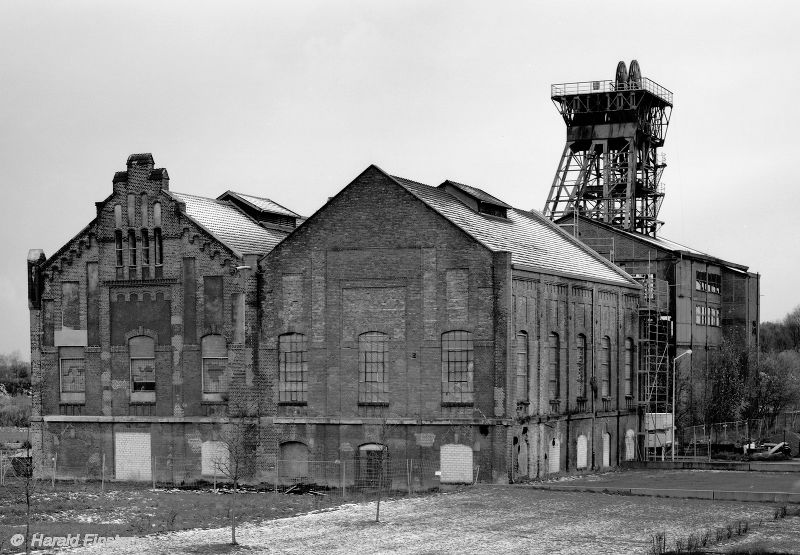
[576,334,587,399]
[202,334,228,400]
[624,338,634,398]
[548,332,560,402]
[128,229,137,273]
[279,333,307,404]
[114,204,123,228]
[153,227,163,277]
[515,332,529,403]
[127,194,137,226]
[441,331,473,405]
[140,193,149,226]
[600,336,611,398]
[358,332,388,405]
[130,335,155,402]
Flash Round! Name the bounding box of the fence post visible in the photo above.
[152,457,156,490]
[275,458,279,494]
[101,453,105,493]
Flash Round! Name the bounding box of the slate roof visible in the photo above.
[390,175,637,286]
[169,191,290,256]
[559,215,750,272]
[217,191,299,218]
[443,180,512,208]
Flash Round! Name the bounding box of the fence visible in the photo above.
[677,411,800,458]
[1,452,461,500]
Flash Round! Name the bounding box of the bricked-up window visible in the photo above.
[115,230,124,266]
[576,334,587,398]
[61,282,80,329]
[202,334,228,398]
[548,332,560,401]
[441,331,474,405]
[114,204,123,229]
[515,332,529,403]
[140,193,149,226]
[127,194,136,226]
[600,336,611,398]
[153,202,162,227]
[358,332,389,405]
[59,346,85,403]
[279,333,307,404]
[130,335,156,398]
[624,338,634,397]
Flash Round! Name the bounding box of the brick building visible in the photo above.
[558,215,759,430]
[259,165,641,482]
[27,153,298,482]
[28,155,641,484]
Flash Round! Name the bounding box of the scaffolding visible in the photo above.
[632,263,672,461]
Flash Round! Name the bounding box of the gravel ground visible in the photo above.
[48,486,781,555]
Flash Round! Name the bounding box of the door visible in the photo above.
[576,435,588,469]
[115,432,151,481]
[602,433,611,468]
[548,438,560,473]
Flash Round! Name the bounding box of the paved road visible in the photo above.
[549,469,800,493]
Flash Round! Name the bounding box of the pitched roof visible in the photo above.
[389,175,637,286]
[442,180,512,208]
[169,191,290,256]
[558,214,750,272]
[217,191,299,218]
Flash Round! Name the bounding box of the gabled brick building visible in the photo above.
[259,165,641,481]
[27,154,298,481]
[28,156,641,483]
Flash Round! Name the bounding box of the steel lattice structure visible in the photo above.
[543,61,673,237]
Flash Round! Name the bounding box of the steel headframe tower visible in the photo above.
[543,60,673,237]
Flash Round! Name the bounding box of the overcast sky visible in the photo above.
[1,1,798,358]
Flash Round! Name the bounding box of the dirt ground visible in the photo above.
[547,469,800,493]
[32,486,794,555]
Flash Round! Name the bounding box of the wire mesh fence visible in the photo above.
[677,411,800,458]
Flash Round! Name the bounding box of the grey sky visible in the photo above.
[1,1,797,358]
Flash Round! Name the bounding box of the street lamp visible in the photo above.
[672,349,692,462]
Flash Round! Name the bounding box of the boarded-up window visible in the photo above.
[548,438,560,473]
[440,444,473,483]
[61,282,80,329]
[602,432,611,468]
[202,335,227,395]
[515,332,529,402]
[130,336,155,392]
[441,331,473,405]
[600,336,611,398]
[548,332,560,400]
[576,334,587,398]
[279,333,307,404]
[59,346,85,403]
[231,293,245,344]
[358,332,388,405]
[624,338,634,397]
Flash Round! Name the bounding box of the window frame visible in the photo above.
[358,331,389,405]
[600,336,611,399]
[515,331,529,404]
[441,330,474,405]
[576,333,587,400]
[59,346,85,404]
[129,335,156,403]
[201,334,228,402]
[624,338,634,398]
[279,333,308,405]
[548,332,560,402]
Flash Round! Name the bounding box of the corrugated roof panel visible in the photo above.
[170,191,289,256]
[392,176,635,286]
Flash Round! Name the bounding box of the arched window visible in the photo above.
[576,334,587,399]
[358,332,388,405]
[279,333,307,404]
[153,227,163,277]
[624,338,634,398]
[515,332,529,403]
[600,336,611,398]
[153,202,162,227]
[114,230,124,267]
[141,229,150,266]
[548,332,560,401]
[441,331,473,405]
[202,335,228,400]
[130,335,155,402]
